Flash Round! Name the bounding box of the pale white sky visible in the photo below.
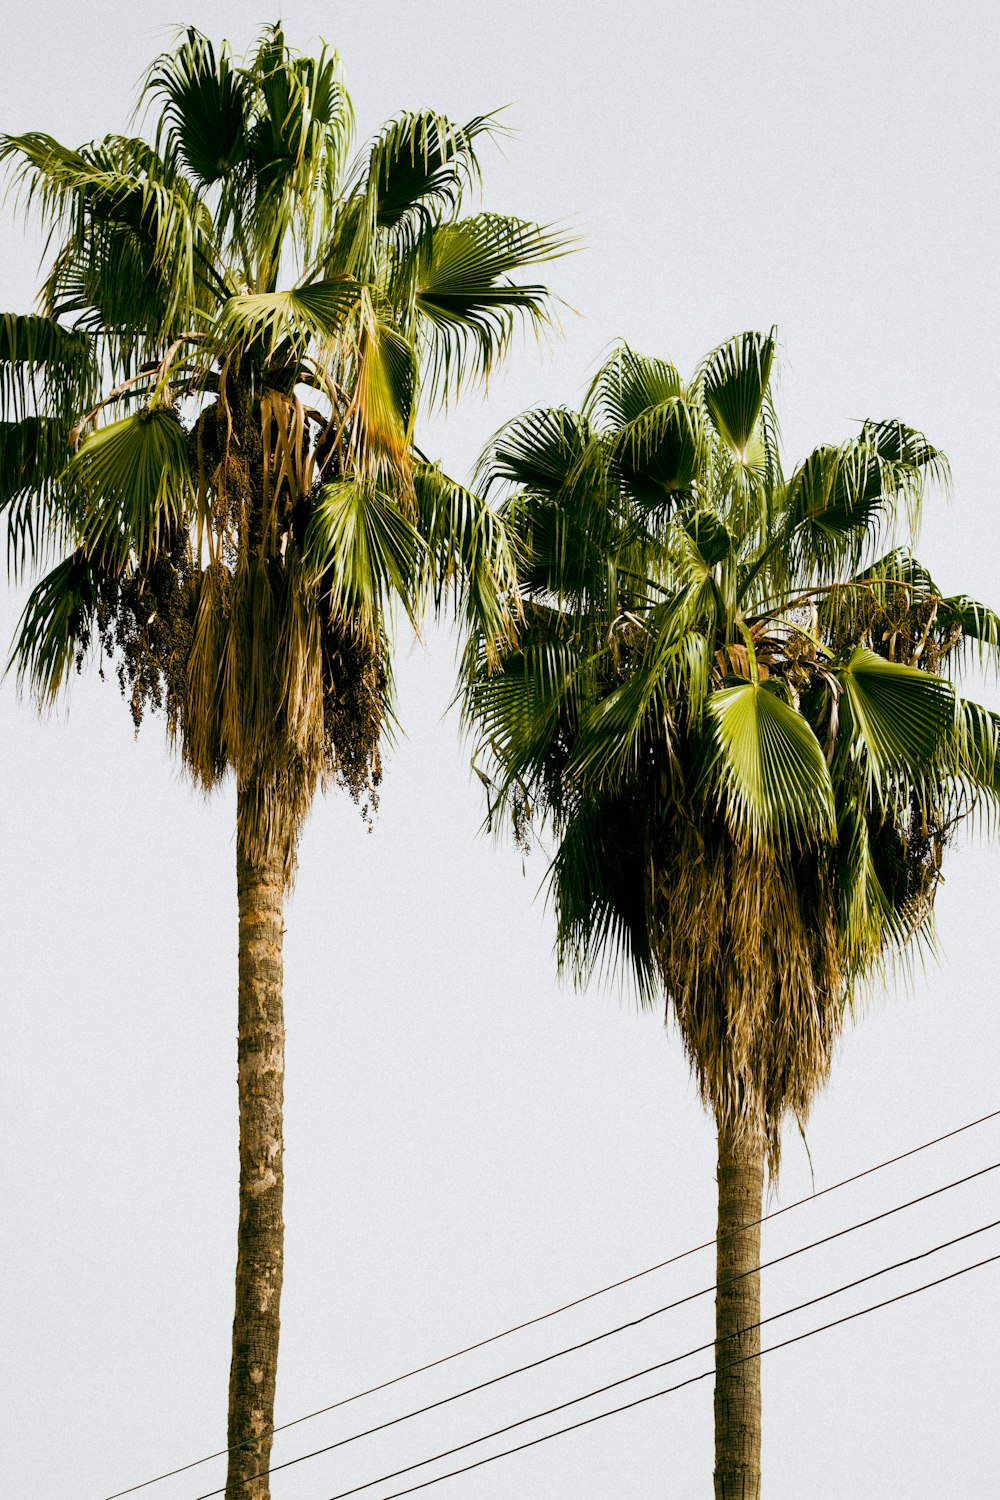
[2,3,999,1497]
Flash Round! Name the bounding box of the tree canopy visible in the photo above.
[465,330,1000,1160]
[2,22,571,874]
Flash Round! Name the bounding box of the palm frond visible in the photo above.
[304,479,422,631]
[0,415,73,570]
[0,313,94,417]
[2,132,216,340]
[702,679,836,846]
[699,328,776,460]
[144,27,249,187]
[938,592,1000,672]
[834,646,954,788]
[412,460,518,652]
[12,551,101,699]
[781,423,948,582]
[586,343,684,429]
[609,395,707,508]
[481,406,593,497]
[349,316,416,473]
[367,111,493,239]
[415,213,575,398]
[242,24,354,278]
[68,406,194,569]
[217,277,361,359]
[954,696,1000,804]
[836,790,912,966]
[572,604,711,786]
[466,631,585,796]
[550,790,657,1002]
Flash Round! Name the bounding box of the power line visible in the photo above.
[318,1229,1000,1500]
[99,1104,1000,1500]
[194,1159,1000,1498]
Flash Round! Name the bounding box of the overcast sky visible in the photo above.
[2,3,999,1497]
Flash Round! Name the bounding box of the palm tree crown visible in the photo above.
[3,21,569,875]
[466,330,1000,1160]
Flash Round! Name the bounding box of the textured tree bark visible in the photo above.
[713,1122,765,1500]
[226,825,285,1500]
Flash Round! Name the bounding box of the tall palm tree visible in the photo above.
[0,25,568,1497]
[463,331,1000,1498]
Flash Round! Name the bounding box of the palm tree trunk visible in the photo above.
[226,822,285,1500]
[713,1121,764,1500]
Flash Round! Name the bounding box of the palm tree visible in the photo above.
[0,25,569,1497]
[463,331,1000,1499]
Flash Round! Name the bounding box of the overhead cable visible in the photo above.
[195,1160,1000,1498]
[318,1230,1000,1500]
[100,1104,1000,1500]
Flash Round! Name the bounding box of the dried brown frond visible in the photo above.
[650,812,843,1173]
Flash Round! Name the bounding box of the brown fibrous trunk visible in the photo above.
[713,1121,764,1500]
[226,824,285,1500]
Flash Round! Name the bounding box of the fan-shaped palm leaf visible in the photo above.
[700,329,776,460]
[217,278,361,357]
[703,678,836,846]
[305,479,421,629]
[416,214,574,395]
[368,111,490,236]
[587,343,684,428]
[68,407,193,569]
[146,28,249,187]
[835,646,954,787]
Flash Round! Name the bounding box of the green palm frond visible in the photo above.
[483,406,593,497]
[12,550,101,698]
[586,343,684,428]
[0,313,94,416]
[0,415,73,569]
[703,679,836,847]
[145,27,249,187]
[836,790,912,961]
[217,278,361,358]
[781,423,948,582]
[368,111,492,238]
[0,416,69,500]
[699,329,776,463]
[954,697,1000,803]
[467,631,585,793]
[835,647,954,787]
[69,407,194,569]
[350,318,417,470]
[2,132,217,340]
[416,214,574,397]
[513,493,623,614]
[304,479,421,630]
[609,394,707,506]
[572,606,711,786]
[413,460,518,650]
[243,26,354,278]
[681,508,736,570]
[550,790,656,1000]
[480,413,630,615]
[939,593,1000,670]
